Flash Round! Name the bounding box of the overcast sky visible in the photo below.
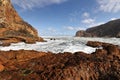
[11,0,120,36]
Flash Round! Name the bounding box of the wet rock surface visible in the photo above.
[0,41,120,80]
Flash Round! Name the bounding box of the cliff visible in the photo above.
[76,19,120,37]
[0,0,44,45]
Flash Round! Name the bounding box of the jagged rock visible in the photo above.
[75,30,93,37]
[0,64,4,72]
[0,0,44,45]
[0,60,5,72]
[87,41,120,58]
[76,19,120,37]
[86,41,103,47]
[0,41,120,80]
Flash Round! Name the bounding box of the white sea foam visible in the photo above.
[0,36,120,54]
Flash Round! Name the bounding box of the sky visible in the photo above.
[11,0,120,36]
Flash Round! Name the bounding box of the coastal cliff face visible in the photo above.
[76,19,120,37]
[0,41,120,80]
[0,0,43,44]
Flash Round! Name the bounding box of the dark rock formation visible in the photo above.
[75,30,93,37]
[76,19,120,37]
[0,0,44,45]
[0,41,120,80]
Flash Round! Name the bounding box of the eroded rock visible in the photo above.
[0,0,44,44]
[0,41,119,80]
[0,64,4,72]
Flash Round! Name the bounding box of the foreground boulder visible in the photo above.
[0,0,44,45]
[76,19,120,37]
[0,41,120,80]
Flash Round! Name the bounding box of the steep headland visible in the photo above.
[76,19,120,37]
[0,0,44,45]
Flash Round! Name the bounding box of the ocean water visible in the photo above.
[0,36,120,54]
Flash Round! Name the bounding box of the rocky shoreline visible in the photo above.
[0,0,120,79]
[0,41,119,80]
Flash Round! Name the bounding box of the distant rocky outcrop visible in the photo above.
[0,0,44,45]
[0,41,120,80]
[76,19,120,37]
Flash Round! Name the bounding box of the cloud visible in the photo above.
[65,22,104,31]
[65,26,74,30]
[88,22,104,27]
[110,18,117,21]
[97,0,120,13]
[81,12,104,28]
[11,0,67,10]
[82,12,90,18]
[48,27,57,32]
[82,18,95,24]
[81,12,95,24]
[65,26,86,31]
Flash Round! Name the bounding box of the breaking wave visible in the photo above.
[0,36,120,53]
